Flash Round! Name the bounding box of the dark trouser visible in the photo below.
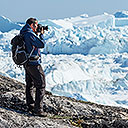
[24,64,46,112]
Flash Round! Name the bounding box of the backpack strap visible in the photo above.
[21,32,35,59]
[28,46,35,58]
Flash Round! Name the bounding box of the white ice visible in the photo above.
[0,11,128,108]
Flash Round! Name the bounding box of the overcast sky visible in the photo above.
[0,0,128,22]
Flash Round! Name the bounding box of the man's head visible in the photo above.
[26,18,38,33]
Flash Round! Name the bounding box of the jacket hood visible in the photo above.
[20,24,33,34]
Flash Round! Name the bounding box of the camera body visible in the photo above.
[36,24,48,33]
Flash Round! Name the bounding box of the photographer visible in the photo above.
[20,18,47,117]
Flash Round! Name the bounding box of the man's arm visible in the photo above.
[27,33,45,48]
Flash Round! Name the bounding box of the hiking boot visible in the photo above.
[27,104,34,113]
[33,110,47,117]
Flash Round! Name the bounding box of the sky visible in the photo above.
[0,0,128,22]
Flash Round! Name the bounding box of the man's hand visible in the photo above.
[41,28,45,34]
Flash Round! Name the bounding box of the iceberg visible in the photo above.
[0,16,21,32]
[0,12,128,108]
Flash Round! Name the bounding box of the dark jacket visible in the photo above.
[20,24,45,65]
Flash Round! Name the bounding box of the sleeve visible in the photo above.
[29,33,45,48]
[39,34,46,43]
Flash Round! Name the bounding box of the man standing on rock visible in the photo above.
[20,18,46,117]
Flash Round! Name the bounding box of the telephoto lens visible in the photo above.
[43,26,48,31]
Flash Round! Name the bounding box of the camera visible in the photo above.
[36,24,48,33]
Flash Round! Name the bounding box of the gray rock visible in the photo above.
[0,74,128,128]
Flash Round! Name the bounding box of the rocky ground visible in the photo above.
[0,74,128,128]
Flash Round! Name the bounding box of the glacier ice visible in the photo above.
[0,16,21,32]
[0,12,128,108]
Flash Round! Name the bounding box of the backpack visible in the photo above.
[11,34,34,65]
